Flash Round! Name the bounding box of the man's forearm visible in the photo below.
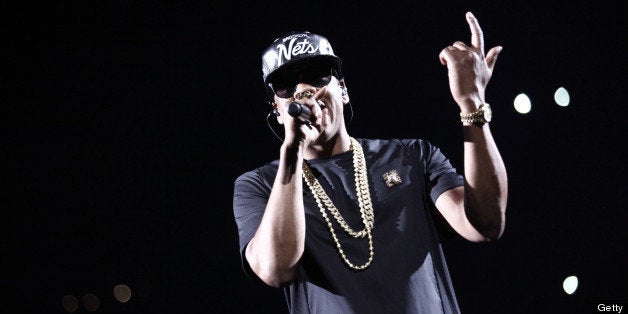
[246,143,307,287]
[462,123,508,240]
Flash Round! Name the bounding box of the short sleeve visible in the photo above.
[233,169,272,276]
[419,140,464,203]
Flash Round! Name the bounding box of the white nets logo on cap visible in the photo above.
[263,34,334,76]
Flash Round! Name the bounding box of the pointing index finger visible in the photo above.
[466,12,484,53]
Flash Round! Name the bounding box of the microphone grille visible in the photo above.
[288,102,303,117]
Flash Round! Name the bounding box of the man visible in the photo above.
[233,12,507,313]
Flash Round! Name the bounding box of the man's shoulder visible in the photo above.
[234,160,280,186]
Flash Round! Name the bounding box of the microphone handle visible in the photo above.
[287,102,311,123]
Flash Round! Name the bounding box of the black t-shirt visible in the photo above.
[233,138,464,313]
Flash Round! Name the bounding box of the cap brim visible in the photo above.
[265,55,341,84]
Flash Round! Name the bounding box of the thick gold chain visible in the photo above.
[302,137,375,270]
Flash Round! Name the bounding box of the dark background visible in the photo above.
[5,0,626,313]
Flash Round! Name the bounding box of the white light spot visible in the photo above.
[514,93,531,114]
[114,284,132,303]
[554,87,570,107]
[563,275,578,295]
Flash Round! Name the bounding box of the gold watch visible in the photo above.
[460,103,492,124]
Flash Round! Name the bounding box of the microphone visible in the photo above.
[287,102,311,123]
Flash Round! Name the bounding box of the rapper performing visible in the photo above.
[233,12,508,313]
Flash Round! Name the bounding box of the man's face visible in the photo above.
[270,61,349,144]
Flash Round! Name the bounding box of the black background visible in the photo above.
[5,0,627,313]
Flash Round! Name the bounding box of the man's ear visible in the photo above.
[339,79,349,104]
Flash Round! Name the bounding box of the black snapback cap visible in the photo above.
[262,31,342,84]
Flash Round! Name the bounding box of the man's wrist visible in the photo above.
[281,141,306,158]
[460,103,492,124]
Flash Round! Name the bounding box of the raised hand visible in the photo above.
[439,12,502,111]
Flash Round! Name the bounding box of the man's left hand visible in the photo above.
[439,12,502,112]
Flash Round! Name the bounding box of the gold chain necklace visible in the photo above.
[302,137,375,270]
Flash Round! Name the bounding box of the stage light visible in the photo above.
[114,284,132,303]
[562,275,578,295]
[82,293,100,312]
[514,93,531,114]
[62,295,79,312]
[554,87,570,107]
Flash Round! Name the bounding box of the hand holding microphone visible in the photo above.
[287,102,312,123]
[279,91,327,146]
